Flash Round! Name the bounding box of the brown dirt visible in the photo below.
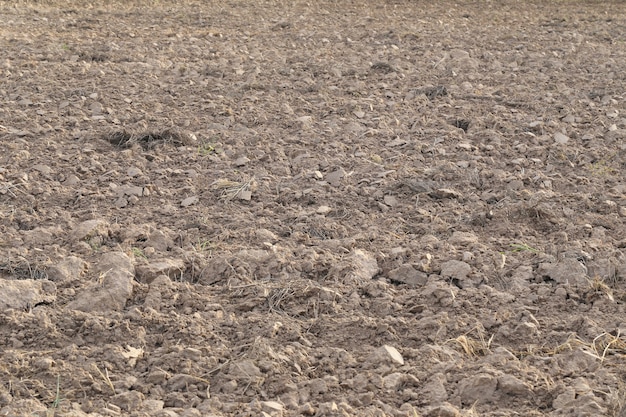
[1,0,626,416]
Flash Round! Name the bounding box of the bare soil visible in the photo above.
[2,1,626,416]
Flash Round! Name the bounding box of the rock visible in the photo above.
[47,256,87,283]
[457,373,498,405]
[0,279,56,310]
[388,265,428,286]
[440,260,474,287]
[67,252,134,312]
[135,259,186,283]
[71,219,109,242]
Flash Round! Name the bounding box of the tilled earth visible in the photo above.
[2,0,626,416]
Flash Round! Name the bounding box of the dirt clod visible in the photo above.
[2,1,626,416]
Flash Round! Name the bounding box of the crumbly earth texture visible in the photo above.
[1,0,626,416]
